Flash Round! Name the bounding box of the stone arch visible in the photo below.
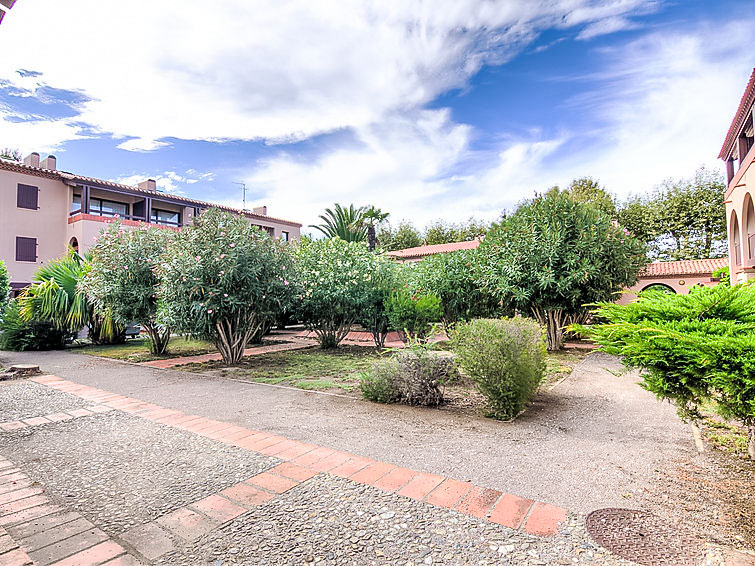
[744,192,755,264]
[731,210,741,267]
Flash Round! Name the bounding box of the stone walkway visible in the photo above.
[0,374,640,565]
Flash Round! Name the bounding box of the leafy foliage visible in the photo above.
[377,221,423,251]
[352,206,390,251]
[477,190,647,350]
[385,287,442,341]
[360,342,457,406]
[574,284,755,458]
[293,237,378,348]
[565,177,617,218]
[452,317,547,420]
[411,249,499,331]
[356,257,401,348]
[713,265,730,286]
[310,204,367,242]
[84,224,172,353]
[423,218,490,246]
[157,208,292,364]
[19,251,122,344]
[616,167,727,260]
[0,148,21,162]
[0,299,73,351]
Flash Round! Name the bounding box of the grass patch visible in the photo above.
[184,346,383,391]
[703,418,749,457]
[77,337,216,363]
[541,348,591,388]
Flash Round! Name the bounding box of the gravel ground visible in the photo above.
[157,475,637,566]
[0,380,94,421]
[0,411,278,535]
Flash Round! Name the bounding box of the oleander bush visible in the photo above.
[360,342,458,406]
[573,283,755,459]
[385,287,442,342]
[293,237,378,348]
[0,260,9,313]
[157,208,293,364]
[452,317,547,420]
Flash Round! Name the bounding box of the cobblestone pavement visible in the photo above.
[0,374,743,565]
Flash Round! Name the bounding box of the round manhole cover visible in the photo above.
[585,508,705,566]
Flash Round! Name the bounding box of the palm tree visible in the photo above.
[310,204,367,242]
[352,206,389,251]
[19,251,123,344]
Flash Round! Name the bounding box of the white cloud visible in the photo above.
[0,0,653,151]
[115,170,215,194]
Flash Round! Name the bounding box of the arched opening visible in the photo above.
[69,237,79,254]
[731,211,741,267]
[640,283,676,295]
[744,193,755,265]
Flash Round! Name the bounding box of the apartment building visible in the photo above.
[0,153,301,291]
[720,68,755,285]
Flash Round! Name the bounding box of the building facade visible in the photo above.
[720,68,755,285]
[1,153,301,290]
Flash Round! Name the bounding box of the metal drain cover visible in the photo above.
[585,508,705,566]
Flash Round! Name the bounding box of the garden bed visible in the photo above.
[180,344,591,414]
[75,337,218,363]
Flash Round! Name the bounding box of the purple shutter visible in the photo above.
[17,184,39,209]
[15,237,37,262]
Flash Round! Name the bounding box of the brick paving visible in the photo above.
[0,373,741,564]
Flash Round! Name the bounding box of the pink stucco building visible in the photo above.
[720,68,755,285]
[1,153,301,291]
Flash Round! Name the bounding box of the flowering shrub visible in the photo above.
[84,222,173,354]
[157,208,293,364]
[385,287,442,342]
[292,237,378,348]
[357,256,401,348]
[0,260,9,312]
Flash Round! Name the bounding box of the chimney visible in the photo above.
[138,179,157,191]
[40,155,56,170]
[252,206,267,216]
[23,152,40,168]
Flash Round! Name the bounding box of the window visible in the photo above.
[71,194,82,214]
[150,208,180,226]
[281,231,289,242]
[15,237,37,262]
[17,184,39,210]
[90,197,128,217]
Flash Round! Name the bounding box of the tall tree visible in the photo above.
[617,167,727,260]
[424,218,490,245]
[378,221,423,251]
[566,177,617,218]
[310,204,367,242]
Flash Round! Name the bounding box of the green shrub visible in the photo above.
[573,283,755,459]
[452,317,547,420]
[712,265,730,286]
[0,300,73,351]
[360,343,457,406]
[386,288,442,341]
[0,260,9,312]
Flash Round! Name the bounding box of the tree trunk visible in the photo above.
[214,314,261,365]
[749,424,755,460]
[531,307,565,351]
[367,227,376,252]
[144,323,170,355]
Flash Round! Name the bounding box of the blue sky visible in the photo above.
[0,0,753,231]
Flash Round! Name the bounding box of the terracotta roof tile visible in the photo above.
[387,240,480,259]
[641,258,728,277]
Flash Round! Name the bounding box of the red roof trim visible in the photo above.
[719,68,755,160]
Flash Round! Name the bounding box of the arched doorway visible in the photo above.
[69,237,79,254]
[641,283,676,295]
[744,193,755,264]
[731,211,741,267]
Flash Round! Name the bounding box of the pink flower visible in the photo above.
[114,214,120,219]
[207,309,213,314]
[123,265,129,270]
[196,256,201,261]
[223,293,228,297]
[220,270,225,275]
[284,280,289,286]
[220,254,226,259]
[229,243,235,248]
[220,232,226,236]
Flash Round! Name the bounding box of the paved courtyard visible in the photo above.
[0,350,748,565]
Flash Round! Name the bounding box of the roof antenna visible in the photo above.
[233,181,247,211]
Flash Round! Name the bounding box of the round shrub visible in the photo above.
[452,317,546,420]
